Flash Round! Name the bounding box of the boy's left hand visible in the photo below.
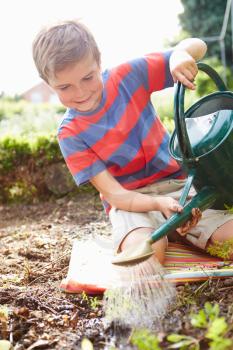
[169,49,198,90]
[177,207,202,235]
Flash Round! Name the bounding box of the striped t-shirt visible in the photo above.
[58,50,183,212]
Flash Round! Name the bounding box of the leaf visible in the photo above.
[191,309,207,328]
[209,337,233,350]
[224,204,233,214]
[0,340,13,350]
[81,338,94,350]
[131,329,161,350]
[168,339,194,349]
[167,334,190,342]
[206,318,228,339]
[204,302,219,320]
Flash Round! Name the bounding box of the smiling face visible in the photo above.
[49,53,103,113]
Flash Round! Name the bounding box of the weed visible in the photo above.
[81,292,100,310]
[130,329,161,350]
[207,239,233,260]
[168,302,233,350]
[224,204,233,214]
[89,296,101,310]
[167,334,199,349]
[191,302,233,350]
[81,291,89,303]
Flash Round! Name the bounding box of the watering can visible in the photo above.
[113,62,233,265]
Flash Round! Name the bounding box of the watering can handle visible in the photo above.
[174,62,228,160]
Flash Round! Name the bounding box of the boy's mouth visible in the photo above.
[75,97,90,104]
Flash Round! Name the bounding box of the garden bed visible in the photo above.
[1,193,233,349]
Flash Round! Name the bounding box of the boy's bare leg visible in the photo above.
[209,220,233,259]
[120,227,168,264]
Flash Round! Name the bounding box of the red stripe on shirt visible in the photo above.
[146,53,166,92]
[122,158,181,190]
[107,117,166,176]
[66,148,97,174]
[91,85,149,160]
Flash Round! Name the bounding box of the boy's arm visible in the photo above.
[169,38,207,90]
[90,169,182,218]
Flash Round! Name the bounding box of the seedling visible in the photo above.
[89,296,101,310]
[130,329,161,350]
[192,303,233,350]
[81,291,100,310]
[224,204,233,214]
[207,239,233,260]
[167,334,199,349]
[167,303,233,350]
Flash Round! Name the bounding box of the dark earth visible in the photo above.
[1,192,233,349]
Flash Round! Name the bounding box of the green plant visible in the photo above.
[81,292,100,310]
[0,136,31,172]
[224,204,233,214]
[207,239,233,260]
[81,291,89,303]
[167,334,199,349]
[89,296,101,310]
[130,329,161,350]
[191,302,232,350]
[7,181,37,203]
[167,303,233,350]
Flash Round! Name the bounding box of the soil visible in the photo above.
[1,193,233,349]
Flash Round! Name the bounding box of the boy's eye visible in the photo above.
[59,85,69,91]
[83,75,93,81]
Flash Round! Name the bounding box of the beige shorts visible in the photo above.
[109,179,233,252]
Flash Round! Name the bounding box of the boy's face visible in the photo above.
[49,53,103,112]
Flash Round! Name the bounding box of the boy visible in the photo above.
[33,20,233,264]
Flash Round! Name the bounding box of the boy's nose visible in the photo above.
[73,85,85,99]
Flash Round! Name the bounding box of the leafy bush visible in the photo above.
[0,137,31,172]
[195,57,233,97]
[0,99,64,138]
[0,135,64,202]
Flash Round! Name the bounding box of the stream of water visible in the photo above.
[103,256,176,329]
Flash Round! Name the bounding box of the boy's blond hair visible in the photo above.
[32,20,101,83]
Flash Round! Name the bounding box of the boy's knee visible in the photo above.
[151,236,168,264]
[210,219,233,243]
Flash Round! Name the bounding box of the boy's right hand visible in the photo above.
[156,196,183,218]
[157,196,202,235]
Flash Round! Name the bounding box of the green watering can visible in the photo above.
[113,62,233,265]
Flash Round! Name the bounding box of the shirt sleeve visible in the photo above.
[58,123,106,186]
[129,50,174,94]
